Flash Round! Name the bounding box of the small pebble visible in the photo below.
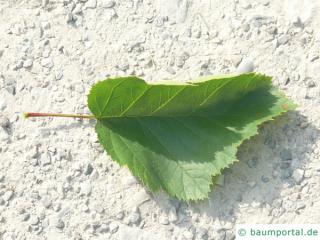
[80,181,92,196]
[40,154,51,166]
[2,232,15,240]
[103,0,115,8]
[21,213,30,221]
[84,163,94,175]
[66,12,74,23]
[85,0,97,9]
[296,202,306,210]
[159,215,169,225]
[13,60,23,70]
[129,212,140,224]
[168,207,178,223]
[30,191,40,200]
[23,59,33,68]
[81,204,89,212]
[261,175,270,183]
[183,230,194,240]
[109,222,119,233]
[41,58,54,68]
[42,0,48,7]
[55,71,63,80]
[29,215,39,225]
[277,35,289,46]
[128,208,140,224]
[306,79,316,88]
[122,175,137,186]
[292,169,304,184]
[272,199,283,208]
[0,116,10,129]
[225,230,235,240]
[41,21,50,30]
[240,0,252,9]
[236,58,254,73]
[242,23,250,32]
[129,189,150,207]
[117,63,129,72]
[115,211,125,220]
[248,181,256,188]
[41,195,52,208]
[94,205,104,214]
[166,67,176,75]
[0,99,7,110]
[3,190,13,201]
[53,202,61,212]
[97,223,108,233]
[197,227,208,239]
[54,218,65,229]
[73,4,82,14]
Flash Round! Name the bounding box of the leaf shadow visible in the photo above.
[39,120,95,135]
[151,111,319,236]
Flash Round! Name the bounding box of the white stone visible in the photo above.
[85,0,96,9]
[0,99,7,110]
[21,213,30,221]
[41,21,51,30]
[55,219,65,229]
[102,0,115,8]
[168,207,178,223]
[292,169,304,184]
[109,222,119,233]
[42,0,48,7]
[3,190,13,201]
[73,4,82,14]
[128,211,140,224]
[40,153,51,166]
[237,58,254,73]
[41,58,54,68]
[80,181,92,196]
[29,215,39,225]
[41,195,52,208]
[0,115,9,128]
[3,232,16,240]
[23,59,33,68]
[119,226,142,240]
[122,175,138,186]
[158,215,169,225]
[128,189,150,208]
[183,230,194,240]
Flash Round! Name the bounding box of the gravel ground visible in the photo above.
[1,0,320,239]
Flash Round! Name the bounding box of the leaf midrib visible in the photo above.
[96,113,244,119]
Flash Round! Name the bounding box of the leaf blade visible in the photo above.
[88,73,296,200]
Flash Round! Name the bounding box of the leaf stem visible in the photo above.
[24,112,95,119]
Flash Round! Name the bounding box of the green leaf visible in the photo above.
[87,73,296,201]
